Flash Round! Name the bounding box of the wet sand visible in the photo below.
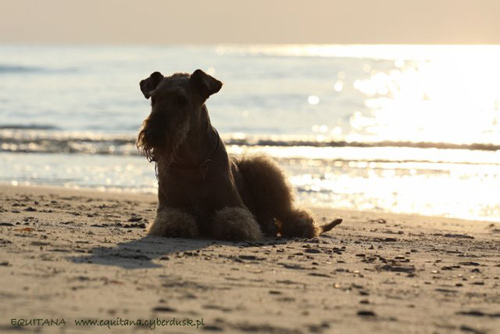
[0,184,499,333]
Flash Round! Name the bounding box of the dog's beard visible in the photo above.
[137,116,190,170]
[137,118,159,163]
[160,118,190,170]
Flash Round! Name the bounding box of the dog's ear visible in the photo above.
[190,69,223,99]
[140,72,164,99]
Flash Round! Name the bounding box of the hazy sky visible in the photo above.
[1,0,499,44]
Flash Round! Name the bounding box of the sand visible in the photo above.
[0,184,499,334]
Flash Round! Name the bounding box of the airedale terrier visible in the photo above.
[137,69,342,241]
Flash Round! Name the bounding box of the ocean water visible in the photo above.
[1,44,499,222]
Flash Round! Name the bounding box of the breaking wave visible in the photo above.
[1,129,499,165]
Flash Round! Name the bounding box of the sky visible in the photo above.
[1,0,499,44]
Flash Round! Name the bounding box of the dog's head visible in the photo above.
[137,69,222,162]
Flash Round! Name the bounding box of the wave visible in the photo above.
[0,64,43,73]
[0,129,136,156]
[224,136,500,152]
[1,129,500,154]
[0,64,76,74]
[0,124,60,130]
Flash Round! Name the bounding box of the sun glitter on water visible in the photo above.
[218,44,500,146]
[350,52,500,145]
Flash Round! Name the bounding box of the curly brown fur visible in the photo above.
[137,69,342,241]
[236,155,293,216]
[278,208,319,238]
[148,207,199,238]
[236,155,333,237]
[212,207,262,241]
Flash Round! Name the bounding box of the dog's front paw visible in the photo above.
[148,208,199,238]
[212,207,262,241]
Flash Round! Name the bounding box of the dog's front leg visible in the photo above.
[212,207,262,241]
[205,180,261,241]
[148,207,199,238]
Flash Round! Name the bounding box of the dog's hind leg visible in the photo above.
[236,155,321,238]
[148,207,199,238]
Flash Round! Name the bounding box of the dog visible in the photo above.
[137,69,342,241]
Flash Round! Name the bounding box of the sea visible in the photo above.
[1,44,499,222]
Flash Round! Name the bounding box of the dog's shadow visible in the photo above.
[70,236,216,269]
[70,235,289,269]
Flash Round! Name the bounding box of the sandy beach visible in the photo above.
[0,184,499,333]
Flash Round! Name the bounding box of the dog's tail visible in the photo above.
[319,218,343,234]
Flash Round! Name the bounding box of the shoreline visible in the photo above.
[1,184,499,333]
[2,182,496,224]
